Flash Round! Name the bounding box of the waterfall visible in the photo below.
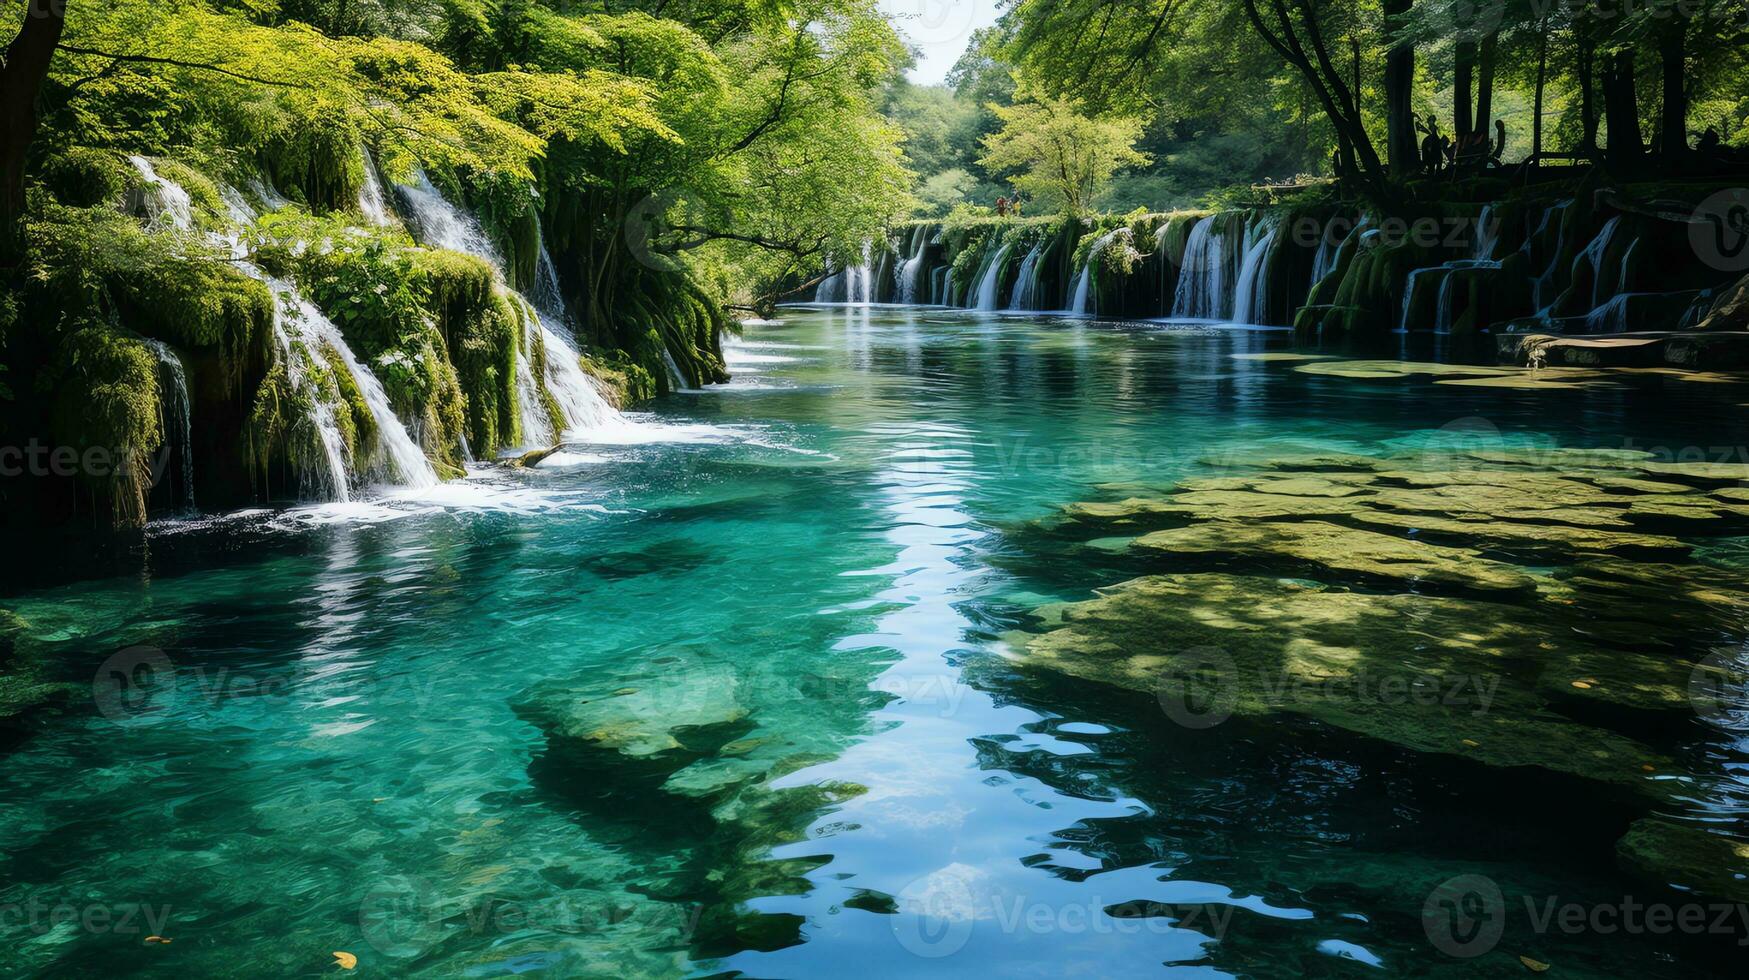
[1008,244,1042,310]
[974,242,1012,311]
[1530,200,1575,310]
[1584,293,1633,333]
[942,268,956,307]
[1170,214,1241,320]
[270,276,439,491]
[391,167,624,445]
[816,244,874,305]
[1069,265,1092,316]
[897,226,929,304]
[1581,216,1623,309]
[1433,272,1459,334]
[661,349,695,392]
[126,156,193,232]
[142,339,195,512]
[1070,230,1121,316]
[534,243,567,317]
[1231,222,1279,325]
[129,157,439,500]
[1309,225,1341,290]
[1473,204,1497,260]
[393,168,501,261]
[357,149,394,227]
[1400,267,1445,331]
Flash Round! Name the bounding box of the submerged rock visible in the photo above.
[1133,520,1537,594]
[516,665,753,772]
[1012,573,1674,790]
[1616,818,1749,904]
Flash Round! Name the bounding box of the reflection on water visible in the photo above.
[1,306,1747,976]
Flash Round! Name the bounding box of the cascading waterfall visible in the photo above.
[1581,216,1624,309]
[816,246,875,305]
[1231,219,1280,325]
[1170,214,1242,320]
[1400,267,1447,330]
[392,168,623,445]
[270,277,440,491]
[896,226,929,305]
[1309,226,1341,290]
[974,242,1013,311]
[661,349,694,392]
[1070,230,1121,316]
[1433,272,1460,334]
[1473,204,1497,260]
[133,155,441,499]
[142,338,195,512]
[1585,294,1633,333]
[357,149,394,227]
[1007,244,1042,310]
[1530,200,1575,310]
[126,156,194,232]
[1069,265,1093,316]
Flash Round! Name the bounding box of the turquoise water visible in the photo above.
[2,307,1747,977]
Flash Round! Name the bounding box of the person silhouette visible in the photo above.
[995,196,1009,218]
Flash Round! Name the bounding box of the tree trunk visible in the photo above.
[1383,0,1416,178]
[1532,22,1549,162]
[1476,32,1497,136]
[1602,49,1644,169]
[1657,21,1689,159]
[1578,38,1599,158]
[0,1,69,267]
[1454,39,1476,140]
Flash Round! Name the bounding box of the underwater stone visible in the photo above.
[1616,818,1749,904]
[1015,573,1674,791]
[1133,520,1537,594]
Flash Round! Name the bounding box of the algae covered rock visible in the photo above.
[1616,818,1749,903]
[1133,520,1537,594]
[1014,573,1673,790]
[516,665,753,771]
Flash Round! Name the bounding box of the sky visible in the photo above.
[877,0,1004,87]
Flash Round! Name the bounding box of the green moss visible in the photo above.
[114,260,275,380]
[417,249,521,454]
[1617,819,1749,903]
[316,342,377,464]
[582,349,656,407]
[39,148,131,208]
[261,96,364,213]
[46,324,164,528]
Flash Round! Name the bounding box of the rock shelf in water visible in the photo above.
[1010,443,1749,895]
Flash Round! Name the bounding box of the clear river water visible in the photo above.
[2,307,1747,978]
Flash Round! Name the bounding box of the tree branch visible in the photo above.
[57,45,307,88]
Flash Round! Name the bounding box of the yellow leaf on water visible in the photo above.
[1519,954,1551,972]
[1571,681,1593,690]
[1461,739,1480,748]
[333,951,358,970]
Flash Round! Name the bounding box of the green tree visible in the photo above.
[977,92,1149,215]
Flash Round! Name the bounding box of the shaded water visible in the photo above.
[2,308,1747,977]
